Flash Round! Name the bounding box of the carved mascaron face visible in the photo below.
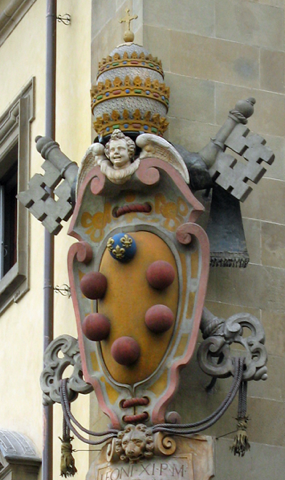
[109,138,131,170]
[121,428,146,460]
[115,424,154,462]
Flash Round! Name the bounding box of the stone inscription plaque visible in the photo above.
[87,436,214,480]
[97,456,193,480]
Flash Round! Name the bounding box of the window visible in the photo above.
[0,144,18,279]
[0,78,34,314]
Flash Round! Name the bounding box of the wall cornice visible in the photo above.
[0,0,37,46]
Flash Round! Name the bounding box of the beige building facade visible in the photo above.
[0,0,284,479]
[0,0,91,478]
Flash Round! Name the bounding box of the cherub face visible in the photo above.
[109,139,130,169]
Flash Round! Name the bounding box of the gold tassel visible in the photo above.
[230,417,250,457]
[59,436,78,477]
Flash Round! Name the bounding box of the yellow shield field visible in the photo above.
[98,231,179,385]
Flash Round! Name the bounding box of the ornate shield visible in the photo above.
[68,157,209,428]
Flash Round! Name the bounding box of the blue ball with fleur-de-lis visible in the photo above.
[106,233,137,262]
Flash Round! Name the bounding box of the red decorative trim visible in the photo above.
[151,222,210,424]
[136,158,204,223]
[114,203,151,217]
[121,398,149,408]
[68,241,93,265]
[69,157,204,239]
[67,240,121,429]
[68,166,106,240]
[123,413,149,423]
[135,161,161,186]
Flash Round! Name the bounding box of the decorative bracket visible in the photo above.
[54,283,71,297]
[198,309,268,381]
[57,14,71,25]
[40,334,93,405]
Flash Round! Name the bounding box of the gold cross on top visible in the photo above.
[120,8,138,42]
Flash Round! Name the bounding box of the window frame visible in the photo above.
[0,0,37,47]
[0,78,35,314]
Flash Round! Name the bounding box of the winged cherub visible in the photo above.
[100,129,140,184]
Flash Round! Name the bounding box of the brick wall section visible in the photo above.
[91,1,285,477]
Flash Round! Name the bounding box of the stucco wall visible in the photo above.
[90,0,285,478]
[0,1,92,478]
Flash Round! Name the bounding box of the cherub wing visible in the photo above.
[77,143,106,194]
[136,134,190,183]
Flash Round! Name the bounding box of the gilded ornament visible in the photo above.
[107,237,115,251]
[81,203,113,243]
[97,52,163,78]
[120,234,133,248]
[107,232,137,262]
[93,110,168,138]
[91,76,169,110]
[119,9,138,43]
[91,33,168,138]
[111,245,126,259]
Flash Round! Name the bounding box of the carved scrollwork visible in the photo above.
[197,312,268,382]
[90,169,107,195]
[71,241,93,264]
[40,334,93,405]
[106,439,120,463]
[176,223,193,245]
[165,411,182,425]
[135,160,161,186]
[154,432,177,456]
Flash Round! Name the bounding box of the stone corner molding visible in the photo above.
[0,0,37,46]
[0,430,41,480]
[0,429,41,463]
